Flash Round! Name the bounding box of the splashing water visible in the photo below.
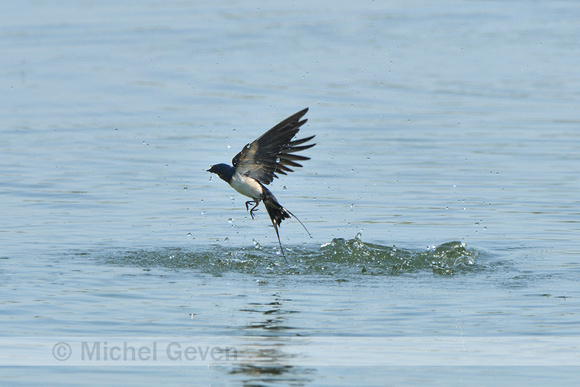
[101,234,483,277]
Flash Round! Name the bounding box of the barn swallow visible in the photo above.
[207,108,315,261]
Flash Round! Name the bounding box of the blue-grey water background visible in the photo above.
[1,0,579,385]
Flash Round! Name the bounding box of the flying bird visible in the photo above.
[207,108,315,261]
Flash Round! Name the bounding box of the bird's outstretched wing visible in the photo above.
[232,108,316,185]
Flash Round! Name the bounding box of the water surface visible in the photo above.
[1,1,579,385]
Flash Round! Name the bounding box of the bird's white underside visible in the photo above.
[229,172,264,200]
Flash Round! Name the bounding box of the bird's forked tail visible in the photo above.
[263,197,312,261]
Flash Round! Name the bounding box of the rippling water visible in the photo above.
[108,236,481,276]
[2,0,580,385]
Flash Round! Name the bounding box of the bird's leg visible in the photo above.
[245,200,260,219]
[249,201,260,219]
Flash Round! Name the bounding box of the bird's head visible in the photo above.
[207,163,234,183]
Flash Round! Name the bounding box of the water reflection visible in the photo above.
[230,293,315,385]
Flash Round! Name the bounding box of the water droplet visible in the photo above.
[224,236,229,241]
[228,218,235,227]
[186,232,192,238]
[183,186,188,191]
[201,211,205,215]
[252,238,262,249]
[283,186,288,191]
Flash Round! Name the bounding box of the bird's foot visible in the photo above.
[245,200,259,220]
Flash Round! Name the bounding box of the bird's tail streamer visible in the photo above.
[265,202,312,263]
